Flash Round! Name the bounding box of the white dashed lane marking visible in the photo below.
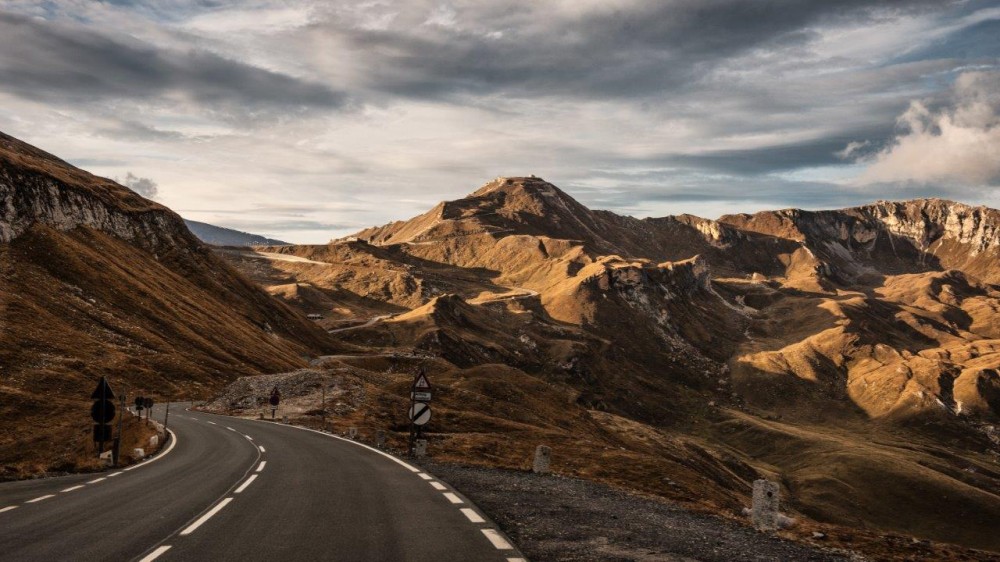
[61,485,85,493]
[0,506,17,514]
[460,508,485,523]
[442,492,463,504]
[258,446,266,453]
[430,481,447,491]
[25,495,54,504]
[87,477,106,484]
[227,427,236,432]
[180,497,233,536]
[107,472,123,478]
[138,545,172,562]
[481,529,514,550]
[417,472,432,480]
[255,461,266,473]
[234,475,257,494]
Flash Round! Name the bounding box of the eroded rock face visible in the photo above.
[0,134,194,253]
[0,172,185,249]
[865,199,1000,254]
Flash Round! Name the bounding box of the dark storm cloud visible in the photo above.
[336,0,949,100]
[660,127,896,175]
[0,12,347,110]
[563,172,974,218]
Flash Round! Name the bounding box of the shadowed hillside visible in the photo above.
[0,131,336,478]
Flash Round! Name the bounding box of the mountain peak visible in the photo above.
[470,175,560,197]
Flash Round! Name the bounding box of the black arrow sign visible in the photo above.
[90,377,116,400]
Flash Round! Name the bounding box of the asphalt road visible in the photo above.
[0,405,525,562]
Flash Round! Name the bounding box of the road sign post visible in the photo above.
[90,377,117,457]
[269,386,281,420]
[408,369,432,457]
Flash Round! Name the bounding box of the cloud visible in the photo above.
[0,12,347,115]
[853,70,1000,186]
[835,141,871,160]
[0,1,996,243]
[121,172,159,199]
[325,0,944,101]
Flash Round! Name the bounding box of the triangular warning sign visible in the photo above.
[90,376,116,400]
[413,372,431,390]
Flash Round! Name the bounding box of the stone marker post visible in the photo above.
[752,479,780,530]
[282,415,289,424]
[414,439,428,457]
[348,427,358,440]
[533,445,551,474]
[375,430,386,449]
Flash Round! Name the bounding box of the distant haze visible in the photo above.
[0,1,998,243]
[184,220,289,247]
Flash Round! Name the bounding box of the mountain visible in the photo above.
[184,219,289,247]
[218,176,1000,555]
[0,131,335,478]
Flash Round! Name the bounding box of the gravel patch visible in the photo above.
[427,463,855,562]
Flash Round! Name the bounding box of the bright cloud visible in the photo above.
[855,71,1000,186]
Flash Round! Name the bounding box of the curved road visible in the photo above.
[0,406,525,562]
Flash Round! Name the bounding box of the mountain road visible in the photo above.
[0,406,525,562]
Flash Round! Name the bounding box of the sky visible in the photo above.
[0,1,998,244]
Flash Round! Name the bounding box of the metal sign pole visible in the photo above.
[99,378,107,456]
[115,385,125,466]
[408,389,415,457]
[164,399,170,434]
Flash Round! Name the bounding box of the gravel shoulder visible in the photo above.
[426,463,855,562]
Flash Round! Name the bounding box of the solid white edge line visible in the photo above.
[481,529,514,550]
[216,414,527,555]
[0,506,17,513]
[138,545,172,562]
[180,497,233,536]
[255,461,266,473]
[87,477,106,484]
[282,424,421,472]
[234,475,257,494]
[417,472,432,480]
[430,481,447,491]
[259,445,266,453]
[460,508,485,523]
[123,428,178,472]
[26,495,54,503]
[61,485,85,493]
[443,492,463,504]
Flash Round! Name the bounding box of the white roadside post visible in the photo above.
[752,479,780,530]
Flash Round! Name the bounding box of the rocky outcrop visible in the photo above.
[0,132,195,253]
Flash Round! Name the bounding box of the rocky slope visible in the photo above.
[215,176,1000,555]
[0,131,335,478]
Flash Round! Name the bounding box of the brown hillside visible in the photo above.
[215,175,1000,556]
[0,131,336,479]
